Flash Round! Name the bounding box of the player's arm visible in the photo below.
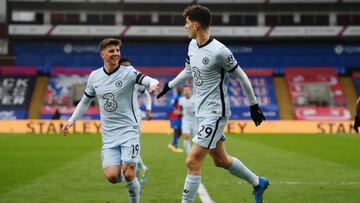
[62,73,95,135]
[232,67,265,126]
[220,47,265,126]
[135,71,159,94]
[354,97,360,133]
[62,94,94,135]
[157,56,192,99]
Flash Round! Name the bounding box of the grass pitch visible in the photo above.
[0,133,360,203]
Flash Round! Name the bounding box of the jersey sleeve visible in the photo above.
[84,72,96,98]
[185,55,191,74]
[136,84,146,94]
[218,46,239,73]
[179,97,184,108]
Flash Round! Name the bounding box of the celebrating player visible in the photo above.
[157,5,269,203]
[62,38,159,203]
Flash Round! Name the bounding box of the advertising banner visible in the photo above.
[0,76,36,109]
[0,120,355,134]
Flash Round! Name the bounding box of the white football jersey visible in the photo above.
[84,65,146,146]
[179,96,195,123]
[186,37,238,118]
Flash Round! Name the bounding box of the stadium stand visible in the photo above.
[285,67,351,120]
[40,67,99,119]
[353,72,360,96]
[0,66,37,119]
[4,0,360,122]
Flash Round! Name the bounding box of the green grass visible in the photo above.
[0,133,360,203]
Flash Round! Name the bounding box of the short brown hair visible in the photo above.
[183,4,212,29]
[99,38,122,52]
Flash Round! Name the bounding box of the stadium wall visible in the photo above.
[0,120,355,134]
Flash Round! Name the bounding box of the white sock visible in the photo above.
[184,140,192,154]
[181,175,201,203]
[126,178,140,203]
[137,157,147,170]
[227,157,259,186]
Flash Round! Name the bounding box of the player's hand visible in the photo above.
[354,116,360,133]
[157,82,171,99]
[62,121,74,136]
[146,110,152,120]
[250,104,265,126]
[149,82,159,94]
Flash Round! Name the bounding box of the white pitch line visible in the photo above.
[198,182,215,203]
[235,180,360,185]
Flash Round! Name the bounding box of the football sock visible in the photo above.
[126,178,140,203]
[172,134,179,147]
[227,157,259,187]
[137,157,146,170]
[184,140,192,154]
[181,175,201,203]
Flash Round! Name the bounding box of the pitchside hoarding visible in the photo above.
[0,120,356,134]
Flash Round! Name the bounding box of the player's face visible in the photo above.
[184,17,197,39]
[183,87,191,98]
[101,45,120,67]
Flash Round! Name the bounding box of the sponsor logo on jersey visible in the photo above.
[192,67,203,86]
[226,54,235,65]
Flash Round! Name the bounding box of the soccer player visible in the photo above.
[62,38,159,203]
[354,97,360,133]
[119,57,150,185]
[179,85,196,154]
[168,87,184,153]
[157,5,269,203]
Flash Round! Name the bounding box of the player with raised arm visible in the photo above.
[62,38,159,203]
[119,57,150,185]
[179,85,196,154]
[157,5,269,203]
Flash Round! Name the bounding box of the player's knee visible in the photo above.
[124,165,135,182]
[123,168,136,182]
[186,157,200,171]
[213,157,229,168]
[105,174,119,184]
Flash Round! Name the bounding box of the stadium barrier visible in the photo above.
[0,120,356,134]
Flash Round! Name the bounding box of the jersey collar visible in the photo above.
[103,64,120,76]
[197,36,213,48]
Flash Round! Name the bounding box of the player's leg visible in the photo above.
[102,147,124,184]
[182,116,223,203]
[182,121,192,154]
[169,120,183,152]
[183,133,192,154]
[209,140,259,185]
[182,143,209,203]
[137,156,149,185]
[122,138,141,203]
[209,140,269,203]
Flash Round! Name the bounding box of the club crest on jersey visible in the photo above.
[202,57,209,65]
[115,80,122,87]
